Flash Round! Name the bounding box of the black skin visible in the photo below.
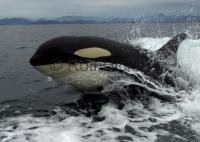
[30,36,151,72]
[30,33,187,114]
[30,34,187,86]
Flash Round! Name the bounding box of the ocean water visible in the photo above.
[0,23,200,142]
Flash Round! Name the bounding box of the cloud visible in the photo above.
[0,0,199,18]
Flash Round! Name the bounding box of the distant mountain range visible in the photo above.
[0,18,31,25]
[0,14,200,25]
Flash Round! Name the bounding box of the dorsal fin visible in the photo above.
[157,33,188,56]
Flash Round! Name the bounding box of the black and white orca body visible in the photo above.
[30,33,188,102]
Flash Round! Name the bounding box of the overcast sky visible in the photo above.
[0,0,199,18]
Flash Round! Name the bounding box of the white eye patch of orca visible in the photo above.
[74,47,111,58]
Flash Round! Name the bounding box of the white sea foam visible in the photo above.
[130,36,200,138]
[0,101,182,142]
[178,39,200,84]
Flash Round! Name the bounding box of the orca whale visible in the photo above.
[30,33,188,104]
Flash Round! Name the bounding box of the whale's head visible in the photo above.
[29,36,118,83]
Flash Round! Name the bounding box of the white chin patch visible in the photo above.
[65,71,108,91]
[34,63,109,90]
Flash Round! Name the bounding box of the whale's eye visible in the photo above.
[74,47,111,58]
